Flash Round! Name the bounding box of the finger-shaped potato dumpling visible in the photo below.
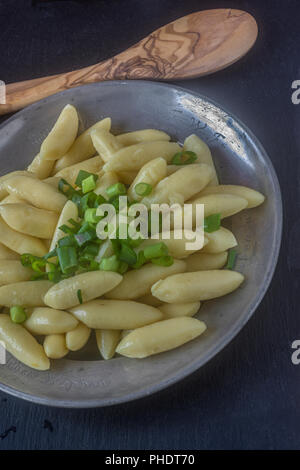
[27,153,54,179]
[0,194,25,205]
[95,329,121,360]
[0,170,37,201]
[94,171,119,197]
[0,260,33,286]
[189,194,248,220]
[202,227,237,254]
[48,200,78,253]
[0,242,19,260]
[0,280,52,307]
[70,300,163,329]
[152,270,244,303]
[0,203,58,239]
[117,171,137,185]
[184,134,218,185]
[4,175,67,212]
[105,260,186,300]
[54,155,103,185]
[194,184,265,208]
[0,217,47,257]
[43,334,68,359]
[65,322,91,351]
[44,271,122,310]
[138,231,207,259]
[24,307,78,335]
[40,104,78,161]
[103,141,181,172]
[91,129,123,162]
[159,302,201,318]
[116,129,170,146]
[116,317,207,358]
[0,314,50,370]
[185,252,228,271]
[53,118,111,172]
[128,157,167,202]
[137,294,163,307]
[142,163,213,206]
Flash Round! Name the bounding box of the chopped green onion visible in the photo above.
[57,246,77,274]
[74,231,94,247]
[99,255,120,272]
[143,242,168,260]
[128,236,144,248]
[225,249,237,270]
[118,261,129,274]
[88,260,100,271]
[58,178,78,198]
[48,270,62,283]
[106,182,127,199]
[75,170,98,188]
[58,224,76,235]
[58,235,77,248]
[21,253,42,267]
[31,272,48,281]
[68,218,81,231]
[132,251,147,269]
[171,150,197,165]
[31,259,46,273]
[10,306,27,324]
[109,196,121,212]
[119,243,137,266]
[94,194,107,207]
[134,182,152,197]
[81,243,99,258]
[151,255,174,267]
[82,175,97,194]
[204,213,221,233]
[111,238,121,255]
[77,289,83,304]
[84,208,100,224]
[43,249,57,260]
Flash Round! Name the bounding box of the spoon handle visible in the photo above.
[0,9,257,116]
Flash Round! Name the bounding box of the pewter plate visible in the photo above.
[0,81,282,407]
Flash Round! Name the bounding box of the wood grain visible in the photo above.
[0,9,257,115]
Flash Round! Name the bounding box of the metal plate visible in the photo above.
[0,81,282,407]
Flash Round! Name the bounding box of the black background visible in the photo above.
[0,0,299,450]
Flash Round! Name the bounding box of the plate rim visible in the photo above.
[0,80,283,408]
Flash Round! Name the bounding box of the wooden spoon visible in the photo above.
[0,9,257,115]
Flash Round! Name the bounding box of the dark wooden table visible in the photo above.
[0,0,298,450]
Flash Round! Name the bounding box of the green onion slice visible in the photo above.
[132,251,147,269]
[75,170,98,188]
[77,289,83,304]
[171,150,197,165]
[204,213,221,233]
[57,246,77,274]
[134,182,152,197]
[82,175,97,194]
[10,306,27,324]
[225,249,237,270]
[119,243,137,266]
[58,178,78,198]
[106,182,127,199]
[151,255,174,267]
[143,242,168,260]
[99,255,120,272]
[84,208,100,224]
